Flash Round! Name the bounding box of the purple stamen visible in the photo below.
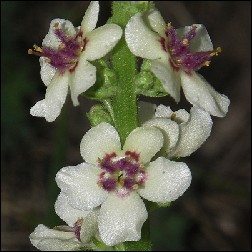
[98,151,146,194]
[162,24,219,74]
[102,178,116,191]
[123,178,135,190]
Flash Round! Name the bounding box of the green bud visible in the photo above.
[87,104,113,127]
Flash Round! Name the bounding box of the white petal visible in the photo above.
[170,107,213,157]
[70,57,96,106]
[55,192,91,226]
[39,57,57,86]
[85,24,122,61]
[138,157,191,203]
[80,123,121,165]
[143,118,179,153]
[155,104,173,118]
[80,208,99,244]
[171,109,190,123]
[43,19,76,49]
[147,9,166,37]
[125,13,165,59]
[56,163,108,211]
[123,126,163,164]
[98,193,148,246]
[30,72,69,122]
[81,1,99,34]
[176,24,213,52]
[151,59,181,102]
[36,239,80,251]
[181,72,230,117]
[138,101,156,124]
[29,224,80,251]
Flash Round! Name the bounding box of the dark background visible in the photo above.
[1,1,251,251]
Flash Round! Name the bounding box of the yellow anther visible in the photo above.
[59,43,66,49]
[167,22,172,28]
[182,38,189,45]
[28,49,33,55]
[171,113,176,120]
[192,24,197,29]
[204,61,211,67]
[217,47,222,53]
[45,57,51,63]
[132,184,139,190]
[33,44,42,52]
[54,22,59,29]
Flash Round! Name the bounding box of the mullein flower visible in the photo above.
[29,1,122,122]
[125,9,230,117]
[138,101,213,158]
[29,192,99,251]
[55,122,192,246]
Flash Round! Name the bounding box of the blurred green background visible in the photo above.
[1,1,251,251]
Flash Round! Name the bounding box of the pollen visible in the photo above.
[33,44,43,52]
[203,60,211,67]
[132,184,139,190]
[59,43,66,49]
[28,49,33,55]
[182,38,189,45]
[171,113,176,120]
[167,22,173,29]
[53,22,59,29]
[210,47,222,56]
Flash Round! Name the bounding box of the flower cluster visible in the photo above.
[29,1,230,251]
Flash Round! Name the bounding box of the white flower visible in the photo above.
[29,1,122,122]
[29,192,99,251]
[55,122,192,246]
[139,101,213,158]
[125,10,230,117]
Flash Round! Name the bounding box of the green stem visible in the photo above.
[110,2,140,145]
[109,2,153,251]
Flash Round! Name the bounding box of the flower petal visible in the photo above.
[98,192,148,246]
[70,57,96,106]
[138,157,191,203]
[176,24,213,52]
[123,126,163,164]
[85,24,123,61]
[29,224,80,251]
[81,1,99,34]
[80,123,121,165]
[155,104,173,118]
[147,9,166,37]
[43,19,76,49]
[169,107,213,158]
[55,192,91,227]
[39,57,57,86]
[125,13,165,59]
[151,59,181,102]
[80,208,99,244]
[30,72,69,122]
[143,118,179,153]
[56,163,108,211]
[181,72,230,117]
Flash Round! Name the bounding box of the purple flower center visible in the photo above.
[160,23,221,75]
[28,22,88,74]
[98,151,147,196]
